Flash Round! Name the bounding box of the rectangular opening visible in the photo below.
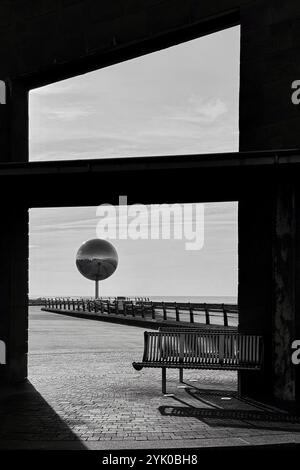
[28,201,238,443]
[29,26,240,162]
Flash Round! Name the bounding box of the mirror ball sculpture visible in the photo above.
[76,239,118,298]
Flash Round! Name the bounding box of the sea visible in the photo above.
[139,296,237,305]
[31,295,237,305]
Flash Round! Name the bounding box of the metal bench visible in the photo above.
[132,330,263,394]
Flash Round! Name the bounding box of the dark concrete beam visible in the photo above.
[0,150,298,208]
[0,0,251,87]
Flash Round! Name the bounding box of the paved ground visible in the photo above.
[0,307,300,450]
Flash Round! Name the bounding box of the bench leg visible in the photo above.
[162,367,167,394]
[179,369,183,383]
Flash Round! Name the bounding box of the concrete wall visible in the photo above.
[240,0,300,151]
[0,0,249,82]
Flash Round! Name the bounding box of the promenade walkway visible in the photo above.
[0,307,300,450]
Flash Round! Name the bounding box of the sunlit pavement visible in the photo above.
[0,307,300,450]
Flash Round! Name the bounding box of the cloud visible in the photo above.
[46,107,94,121]
[168,96,228,125]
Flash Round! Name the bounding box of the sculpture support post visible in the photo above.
[95,280,99,299]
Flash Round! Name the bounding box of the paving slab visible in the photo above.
[0,307,300,450]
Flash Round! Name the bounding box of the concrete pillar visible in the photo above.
[0,80,28,385]
[238,190,274,400]
[238,0,300,402]
[294,188,300,401]
[0,206,29,384]
[238,176,298,402]
[273,176,296,401]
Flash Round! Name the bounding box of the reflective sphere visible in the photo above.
[76,239,118,281]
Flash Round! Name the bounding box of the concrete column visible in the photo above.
[273,176,296,401]
[238,190,274,400]
[239,0,300,402]
[294,188,300,401]
[0,205,29,384]
[0,80,28,385]
[238,176,298,402]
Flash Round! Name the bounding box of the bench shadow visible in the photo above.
[159,405,300,432]
[159,385,300,433]
[0,381,86,449]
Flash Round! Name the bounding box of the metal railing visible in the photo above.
[42,298,238,327]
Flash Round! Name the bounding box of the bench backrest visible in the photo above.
[159,327,237,334]
[143,331,263,367]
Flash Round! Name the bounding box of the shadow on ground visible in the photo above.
[159,386,300,433]
[0,381,86,449]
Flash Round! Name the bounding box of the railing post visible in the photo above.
[94,300,98,313]
[107,300,111,315]
[222,304,228,327]
[189,303,194,323]
[175,302,180,322]
[151,301,155,320]
[115,300,118,314]
[82,299,85,312]
[100,300,104,314]
[124,302,127,316]
[140,302,145,319]
[204,303,210,325]
[162,302,167,321]
[131,301,135,317]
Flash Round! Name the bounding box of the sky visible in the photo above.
[28,26,240,299]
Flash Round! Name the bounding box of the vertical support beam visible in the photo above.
[273,175,296,401]
[294,186,300,402]
[0,79,28,386]
[0,205,29,384]
[239,1,300,402]
[238,190,274,400]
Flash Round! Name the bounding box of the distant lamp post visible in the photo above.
[76,239,118,299]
